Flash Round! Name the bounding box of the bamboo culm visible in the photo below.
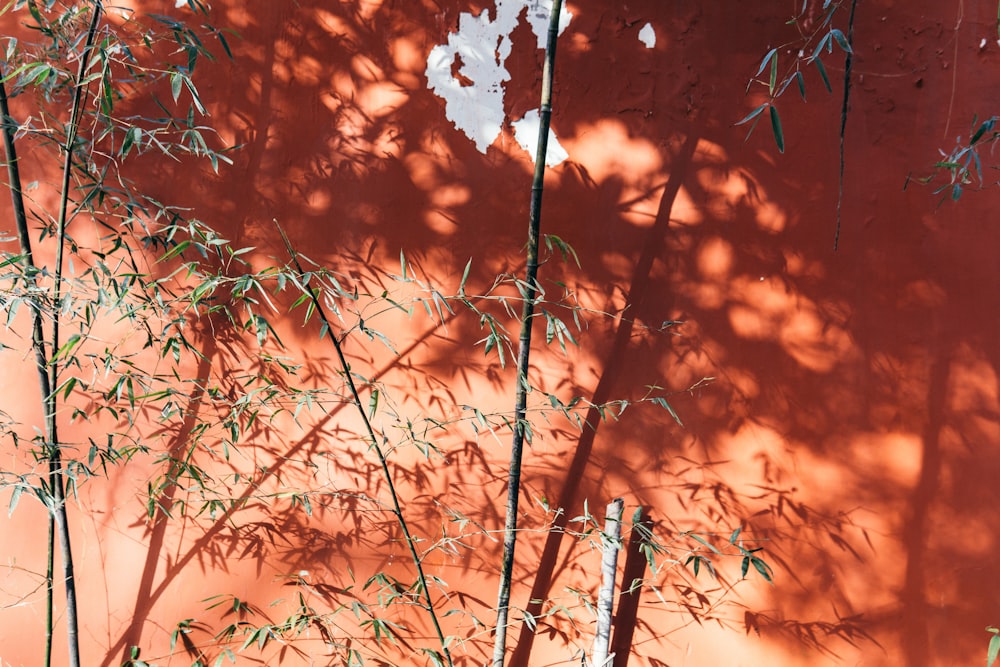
[591,498,625,667]
[0,3,104,665]
[491,1,563,665]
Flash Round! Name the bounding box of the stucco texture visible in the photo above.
[2,1,1000,666]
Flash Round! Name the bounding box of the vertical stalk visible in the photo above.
[2,3,103,665]
[45,519,54,667]
[0,73,59,667]
[833,0,858,251]
[591,498,624,667]
[275,223,454,667]
[491,1,563,665]
[47,6,103,665]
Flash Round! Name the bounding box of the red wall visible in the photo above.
[3,1,1000,665]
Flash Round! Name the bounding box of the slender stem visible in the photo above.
[51,4,103,663]
[833,0,858,251]
[45,516,54,667]
[31,3,103,665]
[491,2,562,665]
[0,71,59,667]
[274,222,455,667]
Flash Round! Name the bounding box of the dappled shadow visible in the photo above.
[4,0,1000,666]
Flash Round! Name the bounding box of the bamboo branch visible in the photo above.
[274,221,454,667]
[491,1,563,664]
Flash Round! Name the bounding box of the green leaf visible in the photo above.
[794,70,806,100]
[688,532,722,555]
[170,70,183,102]
[121,127,141,157]
[8,483,22,517]
[459,257,472,295]
[651,396,683,427]
[769,104,785,153]
[754,48,777,77]
[987,628,1000,667]
[751,556,774,583]
[735,103,767,126]
[810,32,833,61]
[52,333,82,362]
[830,28,852,53]
[971,118,996,145]
[814,56,833,93]
[159,239,191,262]
[768,49,778,95]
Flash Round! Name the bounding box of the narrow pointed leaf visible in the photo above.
[769,104,785,153]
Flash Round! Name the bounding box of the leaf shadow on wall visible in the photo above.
[80,0,1000,665]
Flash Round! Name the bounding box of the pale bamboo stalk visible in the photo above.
[591,498,624,667]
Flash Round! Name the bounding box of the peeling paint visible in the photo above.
[638,22,656,49]
[512,109,568,167]
[425,0,572,159]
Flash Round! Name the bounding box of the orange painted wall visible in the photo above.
[2,1,1000,666]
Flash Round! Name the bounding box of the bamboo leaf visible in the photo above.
[768,49,778,94]
[459,257,472,295]
[8,483,22,517]
[754,47,777,77]
[987,629,1000,667]
[813,56,833,93]
[735,103,767,126]
[769,104,785,153]
[170,70,182,102]
[830,28,852,53]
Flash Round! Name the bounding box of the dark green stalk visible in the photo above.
[0,72,58,667]
[491,2,562,665]
[275,222,454,667]
[46,5,103,665]
[833,0,858,251]
[45,518,54,667]
[4,3,103,666]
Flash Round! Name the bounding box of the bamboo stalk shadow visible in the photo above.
[510,131,699,665]
[610,506,651,667]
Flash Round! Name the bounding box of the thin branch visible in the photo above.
[834,0,858,251]
[274,221,455,667]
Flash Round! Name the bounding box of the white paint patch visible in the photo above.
[512,109,568,167]
[425,0,573,158]
[638,23,656,49]
[524,0,573,49]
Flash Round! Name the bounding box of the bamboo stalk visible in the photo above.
[0,69,60,667]
[591,498,624,667]
[491,2,564,664]
[1,3,103,664]
[45,5,103,665]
